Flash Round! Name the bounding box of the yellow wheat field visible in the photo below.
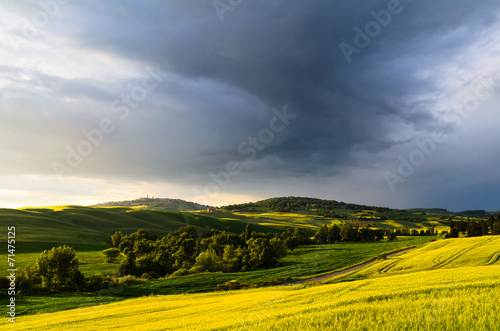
[360,236,500,277]
[4,237,500,330]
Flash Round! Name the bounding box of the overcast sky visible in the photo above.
[1,0,500,211]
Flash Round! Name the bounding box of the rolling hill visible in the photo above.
[1,195,492,250]
[92,197,211,211]
[0,206,274,248]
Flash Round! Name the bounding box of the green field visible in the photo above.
[0,206,282,246]
[10,236,434,316]
[0,205,454,249]
[6,236,500,330]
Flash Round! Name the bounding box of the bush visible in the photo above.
[169,268,190,278]
[102,248,121,263]
[216,280,249,291]
[116,275,138,286]
[85,274,110,292]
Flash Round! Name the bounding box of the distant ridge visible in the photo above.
[92,197,211,211]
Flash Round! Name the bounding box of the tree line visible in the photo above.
[223,196,391,213]
[445,215,500,238]
[111,224,310,279]
[1,224,310,296]
[314,224,437,243]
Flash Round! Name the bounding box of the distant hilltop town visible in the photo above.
[139,195,156,201]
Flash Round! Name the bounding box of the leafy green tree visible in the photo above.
[328,224,341,242]
[174,225,198,240]
[247,238,276,269]
[221,245,240,271]
[374,229,384,241]
[386,230,397,241]
[35,245,80,289]
[102,248,121,263]
[119,251,137,276]
[284,237,300,251]
[111,231,123,248]
[340,224,357,242]
[69,269,85,291]
[192,249,220,273]
[315,224,328,243]
[241,224,252,244]
[492,219,500,235]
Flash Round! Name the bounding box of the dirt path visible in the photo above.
[286,246,417,285]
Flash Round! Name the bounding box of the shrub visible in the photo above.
[169,268,190,278]
[216,280,249,291]
[102,248,121,263]
[85,274,110,292]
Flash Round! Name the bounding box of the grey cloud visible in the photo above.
[3,0,500,210]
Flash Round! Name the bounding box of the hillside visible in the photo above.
[358,236,500,277]
[0,206,274,247]
[223,196,391,212]
[9,236,500,330]
[92,197,211,211]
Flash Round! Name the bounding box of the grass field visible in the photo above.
[0,205,451,250]
[0,206,280,247]
[199,209,451,234]
[10,236,434,317]
[358,236,500,277]
[6,236,500,330]
[7,263,500,329]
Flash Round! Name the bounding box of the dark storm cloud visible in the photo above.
[54,0,499,183]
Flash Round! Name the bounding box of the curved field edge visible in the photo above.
[5,265,500,330]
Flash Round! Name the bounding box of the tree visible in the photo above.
[293,227,310,244]
[328,224,341,242]
[247,238,279,269]
[374,229,384,241]
[119,251,137,276]
[315,224,328,243]
[386,230,397,241]
[111,231,123,248]
[221,245,240,271]
[241,224,252,244]
[488,215,495,233]
[102,248,121,263]
[192,249,219,273]
[285,237,299,251]
[36,245,80,289]
[492,219,500,236]
[340,224,357,242]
